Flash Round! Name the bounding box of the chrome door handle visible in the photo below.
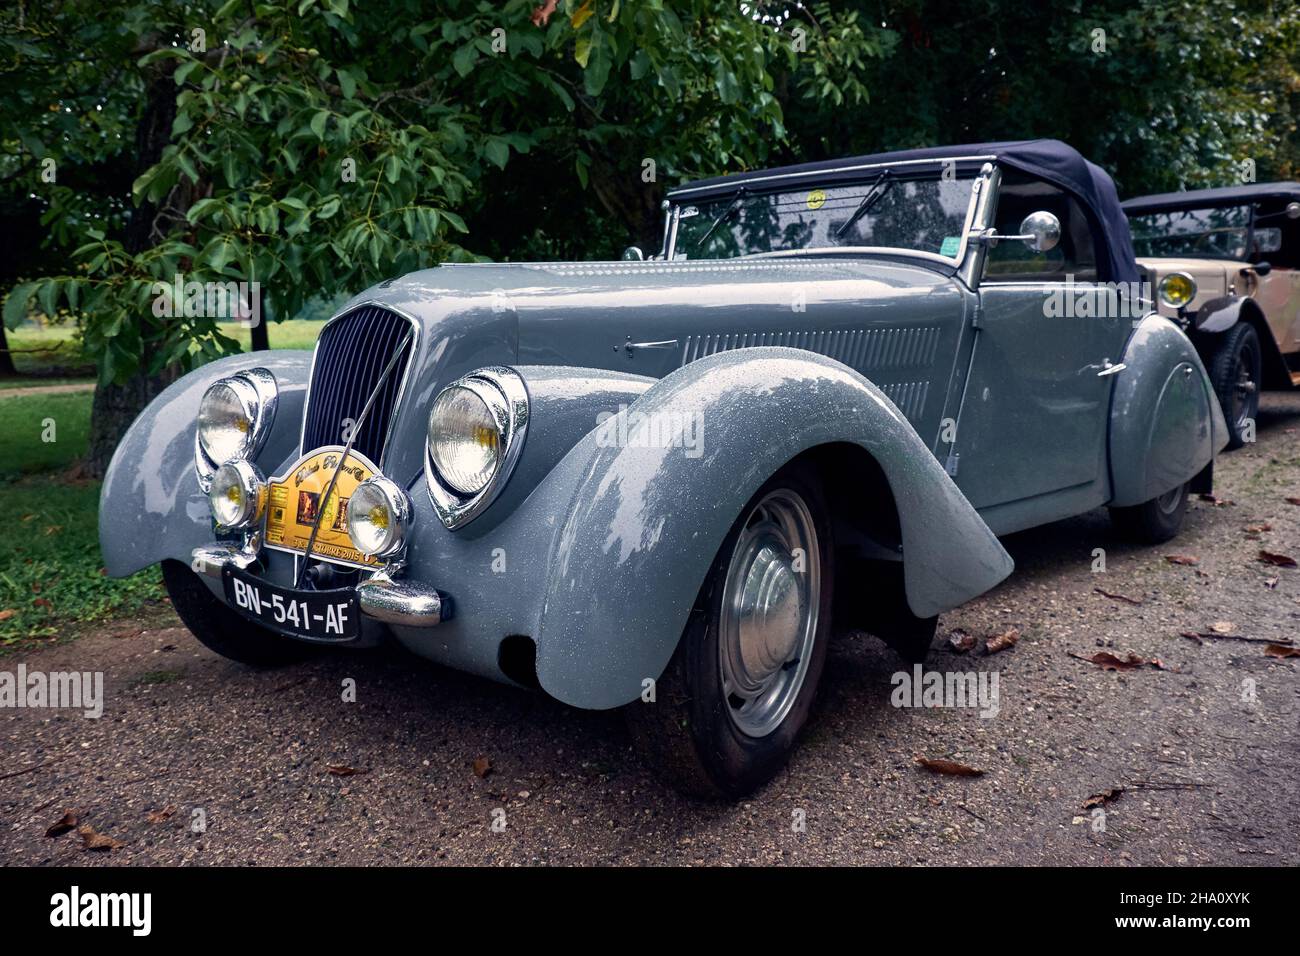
[622,337,678,354]
[1097,360,1126,377]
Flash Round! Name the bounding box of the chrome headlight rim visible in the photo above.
[346,476,412,560]
[208,459,267,530]
[1157,271,1198,309]
[425,367,529,530]
[195,368,279,493]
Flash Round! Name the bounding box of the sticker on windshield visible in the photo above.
[940,236,961,257]
[806,189,826,211]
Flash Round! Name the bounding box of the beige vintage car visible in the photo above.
[1123,183,1300,447]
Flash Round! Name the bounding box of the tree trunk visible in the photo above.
[250,285,270,351]
[82,68,179,478]
[0,323,17,378]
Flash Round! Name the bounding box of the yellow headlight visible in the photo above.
[1158,272,1197,309]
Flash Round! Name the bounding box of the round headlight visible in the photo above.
[427,385,502,495]
[209,460,266,529]
[198,378,257,465]
[346,477,411,559]
[1158,272,1197,309]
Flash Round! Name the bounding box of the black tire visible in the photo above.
[161,559,313,667]
[1108,482,1188,544]
[1209,322,1262,449]
[626,462,834,799]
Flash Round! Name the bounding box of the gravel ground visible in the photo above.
[3,395,1299,866]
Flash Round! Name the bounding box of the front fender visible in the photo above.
[531,347,1013,710]
[98,351,312,577]
[1194,295,1247,334]
[1109,315,1227,507]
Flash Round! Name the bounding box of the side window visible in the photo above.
[985,172,1098,282]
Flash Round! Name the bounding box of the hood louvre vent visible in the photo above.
[301,304,415,466]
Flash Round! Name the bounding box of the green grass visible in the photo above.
[5,318,325,378]
[0,389,165,647]
[0,317,330,647]
[0,392,93,478]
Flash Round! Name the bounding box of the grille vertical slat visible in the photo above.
[301,305,414,465]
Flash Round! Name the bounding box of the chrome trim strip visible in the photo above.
[425,366,529,530]
[192,541,260,579]
[739,247,961,267]
[665,155,999,200]
[298,299,421,470]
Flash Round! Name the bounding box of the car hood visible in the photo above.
[336,255,968,481]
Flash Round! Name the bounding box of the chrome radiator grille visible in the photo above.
[301,304,415,465]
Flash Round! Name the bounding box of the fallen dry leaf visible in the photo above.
[77,823,124,851]
[45,810,79,837]
[1285,497,1300,506]
[1209,621,1235,634]
[1258,551,1298,568]
[31,597,53,610]
[1198,494,1234,507]
[1265,577,1279,590]
[145,805,176,824]
[1244,523,1271,535]
[915,756,984,777]
[1082,788,1124,809]
[1165,555,1200,566]
[1070,651,1164,672]
[1264,644,1300,659]
[472,756,493,779]
[984,628,1020,655]
[1094,587,1142,606]
[947,628,977,653]
[325,765,367,777]
[0,609,15,622]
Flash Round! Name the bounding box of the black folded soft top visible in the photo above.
[668,139,1139,285]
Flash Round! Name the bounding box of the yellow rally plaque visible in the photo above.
[263,447,381,569]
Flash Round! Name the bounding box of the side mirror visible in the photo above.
[1251,261,1273,277]
[1018,211,1062,253]
[1286,201,1300,220]
[621,246,645,261]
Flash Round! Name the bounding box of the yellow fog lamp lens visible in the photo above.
[209,460,266,529]
[1158,272,1197,309]
[346,477,410,559]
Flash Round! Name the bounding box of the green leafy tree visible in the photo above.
[2,0,883,474]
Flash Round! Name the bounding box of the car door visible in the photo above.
[950,172,1133,525]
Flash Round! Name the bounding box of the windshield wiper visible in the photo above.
[833,170,893,241]
[693,188,746,252]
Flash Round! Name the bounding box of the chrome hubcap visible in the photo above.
[719,489,820,738]
[1155,483,1183,515]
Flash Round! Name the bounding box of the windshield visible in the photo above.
[668,171,978,261]
[1128,205,1251,260]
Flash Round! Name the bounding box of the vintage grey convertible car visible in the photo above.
[1123,183,1300,448]
[101,140,1227,798]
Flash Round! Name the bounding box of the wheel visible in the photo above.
[1108,482,1188,544]
[626,463,834,799]
[161,559,313,667]
[1208,323,1262,449]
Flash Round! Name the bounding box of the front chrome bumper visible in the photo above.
[191,544,449,629]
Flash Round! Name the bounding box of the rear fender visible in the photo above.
[1109,315,1227,507]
